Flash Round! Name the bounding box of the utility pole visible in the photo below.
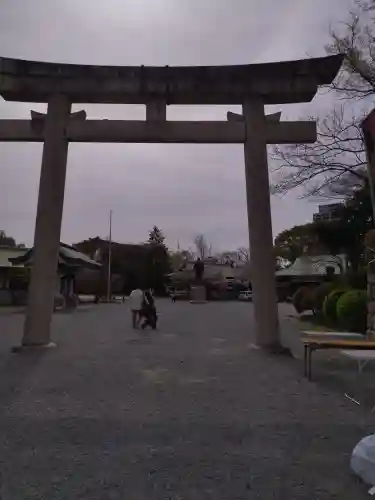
[362,110,375,225]
[106,210,113,302]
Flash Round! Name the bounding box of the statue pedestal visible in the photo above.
[190,285,207,304]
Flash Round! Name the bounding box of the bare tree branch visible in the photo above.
[236,247,250,262]
[271,0,374,200]
[326,0,375,100]
[271,106,368,198]
[194,234,213,259]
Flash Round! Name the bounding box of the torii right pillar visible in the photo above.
[243,98,280,348]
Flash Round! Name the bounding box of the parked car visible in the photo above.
[238,290,253,301]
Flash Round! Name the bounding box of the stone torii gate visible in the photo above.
[0,54,342,351]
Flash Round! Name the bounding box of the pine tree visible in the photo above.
[146,226,170,294]
[148,226,165,246]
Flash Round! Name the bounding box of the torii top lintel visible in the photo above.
[0,54,343,105]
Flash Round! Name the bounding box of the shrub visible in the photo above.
[312,282,336,313]
[292,286,314,314]
[336,289,368,333]
[323,288,348,325]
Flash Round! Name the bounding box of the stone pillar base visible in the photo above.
[11,342,57,354]
[65,294,78,310]
[190,285,207,304]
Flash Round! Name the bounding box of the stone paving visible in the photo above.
[0,301,372,499]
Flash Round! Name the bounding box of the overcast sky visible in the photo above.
[0,0,355,252]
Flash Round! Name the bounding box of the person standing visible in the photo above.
[128,287,143,329]
[141,289,158,330]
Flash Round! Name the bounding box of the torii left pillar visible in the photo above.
[14,94,71,350]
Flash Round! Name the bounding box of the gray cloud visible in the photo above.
[0,0,355,252]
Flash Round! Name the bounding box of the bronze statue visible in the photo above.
[193,258,205,282]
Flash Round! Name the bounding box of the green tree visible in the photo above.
[146,226,171,294]
[170,249,194,271]
[148,226,165,246]
[312,184,373,270]
[274,223,321,262]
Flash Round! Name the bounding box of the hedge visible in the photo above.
[336,289,367,333]
[323,288,348,325]
[312,282,337,313]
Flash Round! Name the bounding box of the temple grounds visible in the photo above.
[0,300,372,499]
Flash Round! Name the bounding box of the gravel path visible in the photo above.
[0,301,372,499]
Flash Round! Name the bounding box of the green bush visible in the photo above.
[323,288,348,325]
[292,286,314,314]
[336,289,368,333]
[312,282,336,313]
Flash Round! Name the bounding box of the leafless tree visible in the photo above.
[194,234,212,259]
[214,248,250,266]
[236,247,250,262]
[326,0,375,100]
[271,106,368,198]
[0,230,16,247]
[271,0,374,199]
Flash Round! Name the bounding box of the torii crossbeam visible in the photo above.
[0,115,314,144]
[0,54,343,351]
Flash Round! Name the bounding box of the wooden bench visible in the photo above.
[302,331,363,340]
[302,338,375,380]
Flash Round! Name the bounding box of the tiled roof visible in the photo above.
[8,243,101,269]
[276,255,345,277]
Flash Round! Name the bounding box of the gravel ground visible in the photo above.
[0,300,372,499]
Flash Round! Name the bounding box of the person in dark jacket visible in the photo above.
[140,289,158,330]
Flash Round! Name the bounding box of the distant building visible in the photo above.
[276,254,345,280]
[0,246,28,290]
[168,259,251,295]
[276,253,346,301]
[313,203,343,223]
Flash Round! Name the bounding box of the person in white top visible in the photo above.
[128,288,144,328]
